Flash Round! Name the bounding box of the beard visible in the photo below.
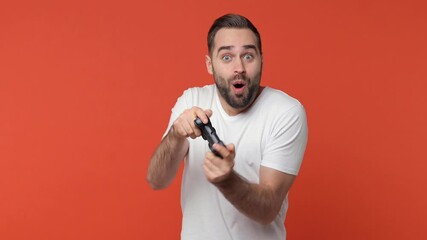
[213,70,261,110]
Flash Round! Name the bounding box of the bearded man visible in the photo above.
[147,13,308,240]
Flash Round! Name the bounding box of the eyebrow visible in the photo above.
[216,44,258,55]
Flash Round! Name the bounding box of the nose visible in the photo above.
[233,58,246,75]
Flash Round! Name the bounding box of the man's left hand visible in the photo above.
[203,143,235,183]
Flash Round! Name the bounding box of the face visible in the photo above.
[206,28,263,113]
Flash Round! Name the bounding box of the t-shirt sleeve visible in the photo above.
[261,104,308,176]
[162,85,215,138]
[162,90,191,138]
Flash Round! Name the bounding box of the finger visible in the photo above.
[188,117,202,138]
[212,143,230,159]
[204,109,213,118]
[203,156,222,176]
[203,156,214,170]
[193,108,211,124]
[205,151,225,168]
[203,161,216,182]
[181,120,195,137]
[205,151,216,162]
[203,156,214,172]
[225,143,235,154]
[190,127,202,139]
[203,155,233,183]
[226,144,236,160]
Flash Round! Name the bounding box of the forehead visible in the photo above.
[213,28,258,51]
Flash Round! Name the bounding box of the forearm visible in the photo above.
[214,171,286,225]
[146,127,189,190]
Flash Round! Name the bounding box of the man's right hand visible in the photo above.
[171,107,213,139]
[148,107,211,190]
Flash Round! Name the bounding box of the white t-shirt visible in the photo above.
[165,84,308,240]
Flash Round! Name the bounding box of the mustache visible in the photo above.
[232,73,249,81]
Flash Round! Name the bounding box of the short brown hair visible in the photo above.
[207,14,262,55]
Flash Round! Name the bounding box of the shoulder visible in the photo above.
[256,87,305,115]
[180,84,215,100]
[182,84,215,95]
[176,84,216,109]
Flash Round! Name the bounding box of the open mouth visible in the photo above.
[233,83,245,89]
[231,80,247,95]
[232,80,246,88]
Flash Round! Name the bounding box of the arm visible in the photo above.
[146,127,189,190]
[146,107,212,190]
[204,144,295,225]
[204,104,307,224]
[216,166,295,225]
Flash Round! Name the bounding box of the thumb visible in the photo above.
[226,143,235,154]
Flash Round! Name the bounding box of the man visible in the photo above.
[147,14,308,240]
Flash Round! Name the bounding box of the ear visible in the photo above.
[205,55,213,75]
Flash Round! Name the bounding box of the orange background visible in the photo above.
[1,0,426,239]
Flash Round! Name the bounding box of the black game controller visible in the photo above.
[194,117,226,158]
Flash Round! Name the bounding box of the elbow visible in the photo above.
[257,215,277,225]
[148,181,166,191]
[255,208,281,225]
[146,173,168,190]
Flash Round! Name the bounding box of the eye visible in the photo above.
[222,55,232,62]
[243,54,254,60]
